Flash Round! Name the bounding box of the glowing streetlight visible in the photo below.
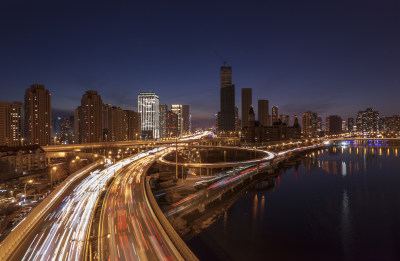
[24,179,34,202]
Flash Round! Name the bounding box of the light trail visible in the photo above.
[99,147,183,260]
[20,152,152,261]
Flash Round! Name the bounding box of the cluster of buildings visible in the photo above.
[216,65,302,142]
[215,65,400,141]
[297,108,400,137]
[0,85,192,148]
[138,93,191,140]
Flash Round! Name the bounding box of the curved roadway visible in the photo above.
[99,149,183,261]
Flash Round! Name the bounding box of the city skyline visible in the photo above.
[2,0,400,128]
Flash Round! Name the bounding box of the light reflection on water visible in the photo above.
[187,145,400,261]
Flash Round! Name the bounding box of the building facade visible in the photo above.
[159,104,168,138]
[302,111,318,137]
[138,92,159,139]
[74,90,103,143]
[241,88,252,128]
[24,84,51,146]
[182,105,190,135]
[0,102,24,147]
[258,99,269,127]
[356,108,379,133]
[326,115,342,135]
[218,66,236,135]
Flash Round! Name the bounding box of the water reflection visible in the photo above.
[303,145,400,176]
[188,145,400,261]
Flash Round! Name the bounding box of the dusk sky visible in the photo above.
[1,0,400,128]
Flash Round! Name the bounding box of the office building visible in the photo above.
[217,66,235,135]
[138,92,159,139]
[159,104,168,138]
[171,104,183,136]
[241,88,252,128]
[258,99,269,127]
[24,84,51,146]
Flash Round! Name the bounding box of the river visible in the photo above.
[186,145,400,260]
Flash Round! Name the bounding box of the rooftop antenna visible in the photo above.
[214,50,227,66]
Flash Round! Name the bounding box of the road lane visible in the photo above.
[99,148,183,261]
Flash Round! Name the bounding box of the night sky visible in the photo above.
[1,0,400,128]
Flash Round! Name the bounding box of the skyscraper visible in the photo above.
[234,106,241,131]
[75,90,103,143]
[171,104,183,136]
[24,84,51,146]
[0,102,24,147]
[258,99,269,127]
[218,66,235,135]
[182,105,190,134]
[241,88,252,128]
[272,106,278,124]
[159,104,168,138]
[356,108,379,133]
[60,117,74,144]
[108,106,126,142]
[302,111,318,137]
[0,102,11,146]
[326,115,342,135]
[138,92,159,139]
[166,110,179,137]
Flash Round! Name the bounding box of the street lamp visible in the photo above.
[51,167,57,189]
[24,179,33,202]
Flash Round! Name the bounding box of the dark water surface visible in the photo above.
[186,146,400,261]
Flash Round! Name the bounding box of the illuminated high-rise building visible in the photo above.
[166,110,179,137]
[75,90,103,143]
[24,84,51,146]
[356,108,379,133]
[60,116,74,144]
[0,102,24,147]
[302,111,318,137]
[138,92,159,139]
[258,99,269,127]
[218,66,235,134]
[241,88,252,128]
[159,104,168,138]
[171,104,183,136]
[272,106,278,124]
